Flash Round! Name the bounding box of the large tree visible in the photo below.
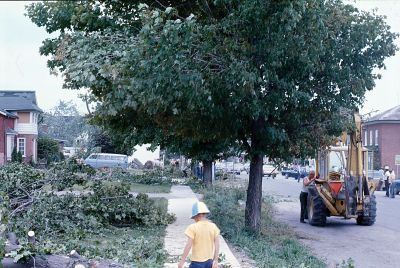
[40,101,85,146]
[27,0,397,231]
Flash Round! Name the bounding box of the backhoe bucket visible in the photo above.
[329,181,343,195]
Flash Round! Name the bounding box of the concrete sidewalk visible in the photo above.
[163,185,241,268]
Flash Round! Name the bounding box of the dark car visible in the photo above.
[281,167,289,176]
[283,167,309,181]
[394,179,400,195]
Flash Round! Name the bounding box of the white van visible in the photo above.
[84,153,128,169]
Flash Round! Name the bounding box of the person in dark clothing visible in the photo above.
[300,170,316,223]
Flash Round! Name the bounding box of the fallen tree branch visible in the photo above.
[9,200,34,217]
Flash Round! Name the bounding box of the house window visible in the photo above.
[369,130,373,146]
[364,131,367,146]
[17,138,26,157]
[31,113,38,124]
[375,130,378,146]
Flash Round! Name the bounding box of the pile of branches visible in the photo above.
[0,163,46,218]
[105,168,173,185]
[0,162,175,267]
[0,160,95,218]
[46,158,96,191]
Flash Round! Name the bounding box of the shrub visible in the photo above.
[11,148,23,163]
[37,136,61,164]
[11,147,17,162]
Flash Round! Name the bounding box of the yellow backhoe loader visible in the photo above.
[307,113,376,226]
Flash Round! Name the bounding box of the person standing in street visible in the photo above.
[384,166,390,197]
[389,169,396,198]
[300,170,316,223]
[178,201,220,268]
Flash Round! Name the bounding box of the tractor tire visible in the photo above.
[307,187,327,226]
[356,195,377,226]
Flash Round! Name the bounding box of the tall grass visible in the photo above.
[202,186,326,268]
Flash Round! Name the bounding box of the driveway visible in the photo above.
[238,173,399,268]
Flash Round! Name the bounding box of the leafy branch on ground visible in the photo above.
[0,162,176,267]
[107,168,173,185]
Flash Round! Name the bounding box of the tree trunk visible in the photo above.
[203,160,213,187]
[245,153,263,231]
[245,117,265,232]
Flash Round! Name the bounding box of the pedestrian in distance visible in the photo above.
[296,165,302,183]
[178,201,220,268]
[389,169,396,198]
[384,166,390,197]
[300,170,316,223]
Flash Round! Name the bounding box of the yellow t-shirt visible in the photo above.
[184,220,220,262]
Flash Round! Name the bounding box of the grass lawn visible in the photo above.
[129,182,171,193]
[68,181,172,193]
[200,184,326,268]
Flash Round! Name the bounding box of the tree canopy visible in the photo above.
[27,0,397,231]
[40,101,85,146]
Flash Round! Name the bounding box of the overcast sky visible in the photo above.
[1,1,400,115]
[0,1,86,113]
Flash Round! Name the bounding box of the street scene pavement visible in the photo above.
[241,174,400,268]
[1,1,400,268]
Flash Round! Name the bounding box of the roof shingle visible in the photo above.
[0,91,42,112]
[365,105,400,125]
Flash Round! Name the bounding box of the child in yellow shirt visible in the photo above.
[178,201,220,268]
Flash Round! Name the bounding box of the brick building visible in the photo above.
[0,109,18,164]
[0,91,42,165]
[363,105,400,171]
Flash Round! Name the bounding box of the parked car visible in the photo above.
[263,164,279,178]
[215,161,245,175]
[284,166,309,181]
[281,167,289,176]
[84,153,128,169]
[394,179,400,195]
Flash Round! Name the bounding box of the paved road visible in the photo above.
[238,173,400,268]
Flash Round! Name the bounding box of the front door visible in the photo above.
[6,135,14,160]
[32,138,37,162]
